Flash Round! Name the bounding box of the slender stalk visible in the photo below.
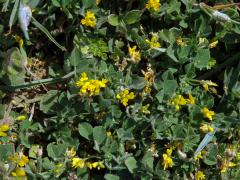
[0,71,75,92]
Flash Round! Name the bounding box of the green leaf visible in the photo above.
[0,144,14,161]
[20,132,31,148]
[29,145,40,159]
[31,17,66,51]
[69,47,82,67]
[2,48,26,86]
[142,152,154,172]
[124,10,142,25]
[82,0,94,9]
[93,126,106,145]
[125,157,138,173]
[40,90,60,114]
[159,28,181,44]
[193,49,210,69]
[108,14,120,26]
[47,143,68,159]
[163,80,177,96]
[9,0,19,31]
[104,174,120,180]
[166,0,181,14]
[78,122,93,140]
[28,0,41,8]
[166,46,178,62]
[203,144,218,165]
[51,0,61,7]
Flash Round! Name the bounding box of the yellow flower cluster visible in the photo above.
[162,148,173,170]
[116,89,135,106]
[200,124,214,133]
[141,104,150,114]
[11,167,26,177]
[72,157,85,168]
[141,64,154,95]
[0,123,9,137]
[72,157,105,170]
[9,152,29,178]
[145,35,161,48]
[81,10,96,28]
[176,36,187,46]
[195,171,205,180]
[128,45,141,62]
[194,151,208,161]
[220,159,237,173]
[9,153,29,167]
[209,40,218,48]
[201,107,215,121]
[171,94,196,111]
[146,0,161,12]
[86,161,105,170]
[75,72,108,96]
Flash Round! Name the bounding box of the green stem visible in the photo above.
[197,52,240,80]
[0,71,75,92]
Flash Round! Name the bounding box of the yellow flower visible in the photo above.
[116,89,135,106]
[86,161,105,170]
[237,152,240,160]
[75,72,108,96]
[146,0,161,12]
[141,104,150,114]
[176,37,187,46]
[202,107,215,121]
[13,35,24,48]
[0,123,9,137]
[96,0,101,5]
[229,161,237,167]
[186,94,196,105]
[9,153,29,167]
[72,157,85,169]
[162,154,173,170]
[195,171,205,180]
[142,65,154,85]
[146,35,161,48]
[199,37,207,45]
[66,147,76,158]
[162,148,173,170]
[220,159,237,173]
[171,95,187,111]
[16,115,26,121]
[209,40,218,48]
[200,124,214,133]
[128,45,141,62]
[201,80,218,91]
[106,131,112,137]
[11,167,26,177]
[81,10,96,28]
[144,86,152,95]
[194,152,203,161]
[54,163,63,174]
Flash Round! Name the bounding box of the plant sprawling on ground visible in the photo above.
[0,0,240,179]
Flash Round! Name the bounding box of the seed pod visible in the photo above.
[212,10,231,22]
[177,149,187,160]
[18,2,32,40]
